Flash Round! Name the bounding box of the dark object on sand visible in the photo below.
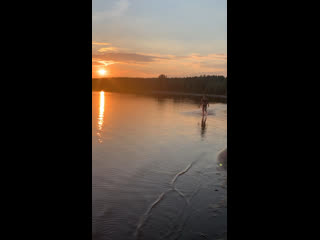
[217,148,227,170]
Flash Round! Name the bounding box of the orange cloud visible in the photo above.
[93,52,168,63]
[92,47,227,78]
[97,47,119,52]
[92,41,111,46]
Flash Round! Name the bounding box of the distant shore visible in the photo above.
[92,75,227,97]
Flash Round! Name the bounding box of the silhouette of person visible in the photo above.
[200,95,209,116]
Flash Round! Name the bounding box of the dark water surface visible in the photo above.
[92,92,227,240]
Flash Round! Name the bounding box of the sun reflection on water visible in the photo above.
[97,91,105,143]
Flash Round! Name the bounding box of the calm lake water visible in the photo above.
[92,91,227,240]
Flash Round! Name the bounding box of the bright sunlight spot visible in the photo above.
[98,69,107,76]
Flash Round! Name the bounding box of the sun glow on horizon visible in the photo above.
[98,69,108,76]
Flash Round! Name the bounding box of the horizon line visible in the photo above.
[92,75,227,79]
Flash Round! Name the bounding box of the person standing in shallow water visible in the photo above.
[200,95,209,116]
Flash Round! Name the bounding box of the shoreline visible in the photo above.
[150,91,227,99]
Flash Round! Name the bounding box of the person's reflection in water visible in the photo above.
[201,115,207,139]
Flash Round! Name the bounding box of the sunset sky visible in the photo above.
[92,0,227,78]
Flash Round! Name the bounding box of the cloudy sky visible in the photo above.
[92,0,227,78]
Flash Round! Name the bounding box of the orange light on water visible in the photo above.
[97,91,105,143]
[98,91,105,130]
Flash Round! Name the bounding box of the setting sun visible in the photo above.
[98,69,107,76]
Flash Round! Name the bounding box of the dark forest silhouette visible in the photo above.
[92,75,227,96]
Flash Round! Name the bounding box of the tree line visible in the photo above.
[92,75,227,96]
